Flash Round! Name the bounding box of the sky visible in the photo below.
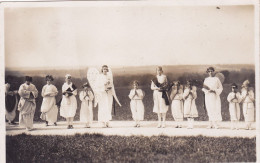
[4,4,255,68]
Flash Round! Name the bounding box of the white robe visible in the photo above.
[241,89,255,122]
[227,92,241,121]
[151,74,169,114]
[97,74,113,122]
[18,83,38,128]
[40,84,58,123]
[60,83,77,118]
[79,90,94,123]
[183,87,198,118]
[170,87,184,121]
[129,89,145,121]
[202,77,223,121]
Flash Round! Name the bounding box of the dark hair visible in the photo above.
[25,76,32,82]
[101,65,109,73]
[231,83,238,89]
[133,80,139,86]
[45,75,54,81]
[206,67,215,73]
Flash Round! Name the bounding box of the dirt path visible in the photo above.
[6,121,256,138]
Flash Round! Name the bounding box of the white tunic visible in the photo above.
[202,77,223,121]
[129,89,145,121]
[18,83,38,128]
[60,83,77,118]
[97,74,113,122]
[227,92,241,121]
[151,74,169,114]
[79,90,94,123]
[170,87,184,121]
[183,86,198,118]
[241,89,255,122]
[40,84,58,123]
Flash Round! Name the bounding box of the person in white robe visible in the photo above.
[240,80,255,130]
[202,67,223,129]
[128,80,145,127]
[5,80,18,125]
[183,80,198,129]
[60,74,77,129]
[79,82,94,128]
[170,81,184,128]
[96,65,121,128]
[227,83,241,130]
[151,66,170,128]
[40,75,58,126]
[18,76,38,131]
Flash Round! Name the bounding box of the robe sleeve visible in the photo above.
[202,79,209,94]
[88,91,94,101]
[79,91,86,101]
[137,89,144,100]
[248,90,255,102]
[192,86,197,99]
[128,90,135,99]
[62,84,66,93]
[51,86,58,97]
[214,78,223,96]
[31,85,38,98]
[151,81,158,90]
[41,86,46,97]
[236,92,242,103]
[227,93,234,102]
[18,84,30,98]
[183,89,190,100]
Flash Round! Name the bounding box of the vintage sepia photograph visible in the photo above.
[1,1,259,162]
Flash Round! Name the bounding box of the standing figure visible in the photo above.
[18,76,38,131]
[60,74,77,129]
[227,83,241,130]
[202,67,223,129]
[170,81,184,128]
[128,80,145,127]
[183,80,198,129]
[151,66,170,128]
[79,82,94,128]
[5,77,18,125]
[240,80,255,130]
[87,65,121,128]
[40,75,58,127]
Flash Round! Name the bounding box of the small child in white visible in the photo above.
[183,80,198,129]
[240,80,255,130]
[227,83,241,130]
[170,81,184,128]
[128,80,145,127]
[79,82,94,128]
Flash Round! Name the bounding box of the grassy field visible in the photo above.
[6,134,256,162]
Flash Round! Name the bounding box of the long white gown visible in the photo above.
[97,74,113,122]
[241,89,255,122]
[202,76,223,122]
[40,84,58,123]
[60,83,77,118]
[129,89,145,121]
[79,90,94,123]
[18,83,38,128]
[183,86,198,118]
[170,86,184,121]
[227,92,241,121]
[151,74,169,114]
